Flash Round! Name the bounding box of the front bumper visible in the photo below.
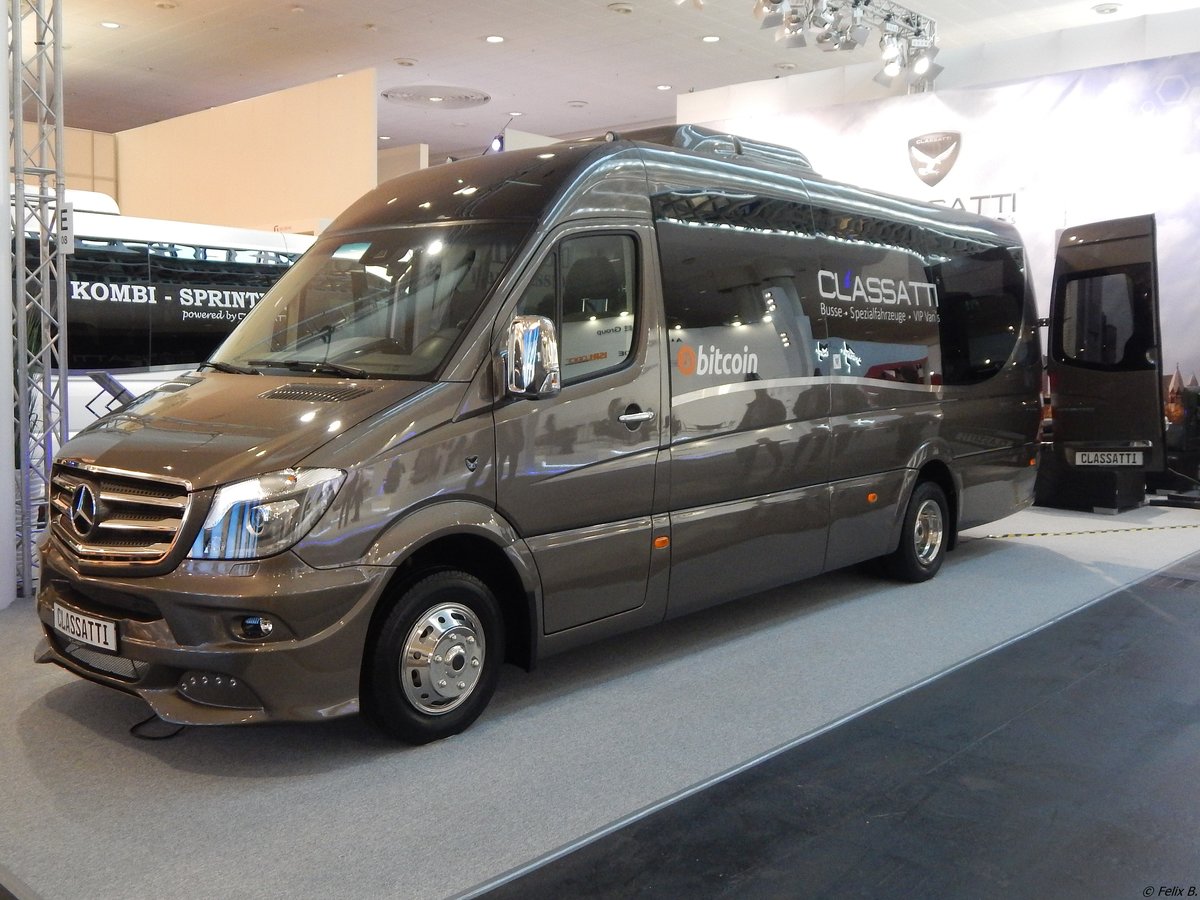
[35,540,393,725]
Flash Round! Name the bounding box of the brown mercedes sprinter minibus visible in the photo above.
[36,126,1044,742]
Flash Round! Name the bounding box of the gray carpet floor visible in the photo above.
[2,504,1198,899]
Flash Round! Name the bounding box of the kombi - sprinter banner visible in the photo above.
[708,51,1200,382]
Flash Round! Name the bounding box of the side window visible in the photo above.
[935,247,1026,385]
[1055,268,1153,371]
[516,233,638,383]
[655,219,817,393]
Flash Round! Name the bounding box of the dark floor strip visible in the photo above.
[478,554,1200,899]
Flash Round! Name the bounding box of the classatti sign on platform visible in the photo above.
[709,51,1200,383]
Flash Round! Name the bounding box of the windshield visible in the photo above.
[211,222,531,379]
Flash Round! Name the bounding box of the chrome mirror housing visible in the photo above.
[505,315,561,399]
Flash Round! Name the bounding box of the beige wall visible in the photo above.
[116,69,378,234]
[377,143,429,184]
[18,123,117,199]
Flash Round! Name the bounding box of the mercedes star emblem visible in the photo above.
[70,484,99,539]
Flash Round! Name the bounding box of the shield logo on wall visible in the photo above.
[908,131,961,187]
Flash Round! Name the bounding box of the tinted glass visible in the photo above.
[516,233,638,384]
[935,247,1026,385]
[1056,268,1154,371]
[215,222,530,379]
[655,218,818,393]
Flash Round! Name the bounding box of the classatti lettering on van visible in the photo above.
[817,269,939,308]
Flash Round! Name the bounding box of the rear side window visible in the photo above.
[1054,268,1154,371]
[935,247,1026,385]
[515,233,638,383]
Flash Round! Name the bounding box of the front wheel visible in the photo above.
[364,570,504,743]
[885,481,949,583]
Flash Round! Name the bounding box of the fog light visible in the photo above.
[240,615,275,640]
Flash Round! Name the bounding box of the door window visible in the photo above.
[516,233,638,383]
[1055,267,1154,371]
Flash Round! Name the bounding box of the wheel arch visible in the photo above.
[914,458,959,551]
[359,502,539,683]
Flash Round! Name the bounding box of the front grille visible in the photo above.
[60,640,149,682]
[50,463,191,565]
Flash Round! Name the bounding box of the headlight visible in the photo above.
[188,468,345,560]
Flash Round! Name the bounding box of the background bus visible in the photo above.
[22,191,315,433]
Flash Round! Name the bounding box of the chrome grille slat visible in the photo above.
[98,488,188,510]
[51,463,191,565]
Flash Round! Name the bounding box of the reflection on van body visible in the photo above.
[35,126,1042,743]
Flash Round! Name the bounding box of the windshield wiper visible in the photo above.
[246,359,370,378]
[199,360,261,375]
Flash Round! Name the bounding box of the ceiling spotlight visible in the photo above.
[776,11,807,48]
[754,0,786,29]
[484,35,505,43]
[883,58,903,78]
[701,34,721,42]
[100,21,122,29]
[910,43,938,75]
[1093,3,1121,13]
[880,35,902,61]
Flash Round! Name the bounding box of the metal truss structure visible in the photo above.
[9,0,68,600]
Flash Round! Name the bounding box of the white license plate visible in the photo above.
[1075,450,1143,467]
[53,603,118,653]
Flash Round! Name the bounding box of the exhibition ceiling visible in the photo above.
[60,0,1200,157]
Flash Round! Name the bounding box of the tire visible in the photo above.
[885,481,949,583]
[363,570,504,743]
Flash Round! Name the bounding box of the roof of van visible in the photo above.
[324,125,1015,250]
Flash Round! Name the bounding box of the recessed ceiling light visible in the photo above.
[484,35,505,43]
[701,35,720,43]
[656,84,672,91]
[608,2,635,12]
[380,136,391,141]
[567,100,588,108]
[429,96,444,103]
[1092,2,1121,12]
[775,62,797,71]
[100,21,122,29]
[394,57,418,67]
[154,2,177,9]
[508,111,524,117]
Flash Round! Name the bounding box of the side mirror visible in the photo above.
[505,315,561,399]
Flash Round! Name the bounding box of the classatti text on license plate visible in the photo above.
[1076,451,1142,466]
[54,605,116,651]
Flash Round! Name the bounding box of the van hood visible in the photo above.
[58,372,438,490]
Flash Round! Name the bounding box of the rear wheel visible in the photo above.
[364,570,504,743]
[885,481,948,582]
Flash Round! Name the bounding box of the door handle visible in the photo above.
[618,406,656,427]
